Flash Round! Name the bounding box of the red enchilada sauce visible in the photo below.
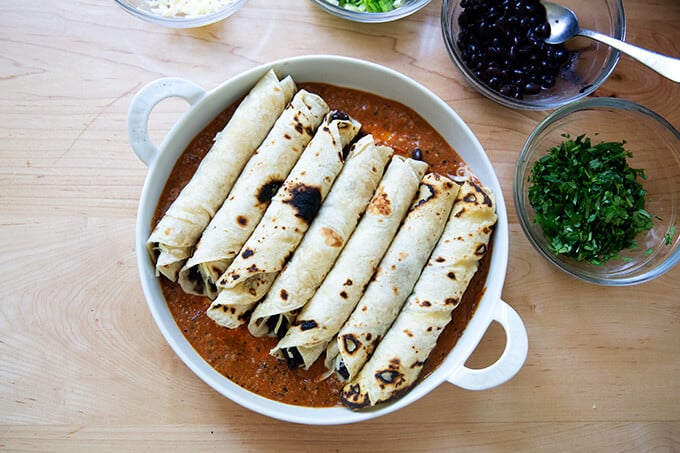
[154,83,491,407]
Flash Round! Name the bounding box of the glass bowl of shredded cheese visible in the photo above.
[310,0,431,23]
[115,0,246,28]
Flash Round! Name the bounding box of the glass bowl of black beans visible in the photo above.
[441,0,625,110]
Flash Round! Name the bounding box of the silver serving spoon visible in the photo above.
[542,1,680,83]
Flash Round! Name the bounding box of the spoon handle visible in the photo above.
[578,28,680,83]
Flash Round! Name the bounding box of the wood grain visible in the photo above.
[1,0,679,451]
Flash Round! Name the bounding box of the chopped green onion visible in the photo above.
[332,0,403,13]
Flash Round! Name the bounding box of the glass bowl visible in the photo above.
[441,0,625,110]
[114,0,247,28]
[310,0,431,23]
[514,98,680,285]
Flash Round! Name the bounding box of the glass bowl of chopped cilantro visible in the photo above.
[311,0,431,23]
[515,97,680,285]
[114,0,247,28]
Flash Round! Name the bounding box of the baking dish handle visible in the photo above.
[447,300,528,390]
[127,77,206,166]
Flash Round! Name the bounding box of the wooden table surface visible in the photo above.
[2,0,679,451]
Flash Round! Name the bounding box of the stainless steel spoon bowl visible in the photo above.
[543,1,680,83]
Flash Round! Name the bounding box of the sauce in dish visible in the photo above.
[154,82,491,407]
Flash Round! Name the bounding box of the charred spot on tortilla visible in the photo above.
[414,183,436,208]
[280,288,289,301]
[339,290,348,299]
[241,248,254,259]
[341,334,361,354]
[284,183,322,223]
[447,271,456,280]
[375,368,404,386]
[340,384,370,410]
[403,329,414,337]
[343,278,353,286]
[463,192,478,204]
[475,243,488,255]
[368,189,392,216]
[411,360,426,369]
[236,215,249,227]
[472,181,494,207]
[257,179,283,204]
[418,299,432,307]
[445,297,459,306]
[246,264,259,273]
[454,207,467,218]
[296,319,318,331]
[322,227,344,248]
[223,273,238,284]
[435,256,446,263]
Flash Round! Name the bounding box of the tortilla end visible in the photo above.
[339,383,372,411]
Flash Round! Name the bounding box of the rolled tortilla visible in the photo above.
[146,69,296,281]
[325,174,460,381]
[177,90,330,298]
[273,171,458,372]
[248,135,393,338]
[340,181,496,410]
[206,111,361,328]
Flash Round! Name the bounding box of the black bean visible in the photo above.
[541,73,557,88]
[411,148,423,160]
[499,84,514,96]
[524,83,541,95]
[486,66,503,77]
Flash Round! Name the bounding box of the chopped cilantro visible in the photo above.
[528,134,654,265]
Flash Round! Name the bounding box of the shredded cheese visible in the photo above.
[147,0,239,18]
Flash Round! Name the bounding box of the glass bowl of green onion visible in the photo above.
[515,97,680,285]
[310,0,431,23]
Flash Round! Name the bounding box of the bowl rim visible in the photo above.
[114,0,247,28]
[440,0,626,110]
[132,54,522,424]
[514,96,680,285]
[310,0,432,23]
